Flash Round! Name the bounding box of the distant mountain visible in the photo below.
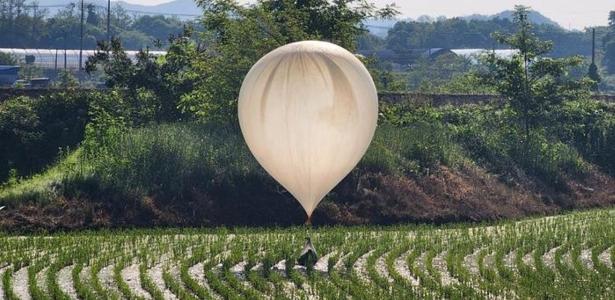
[463,10,561,27]
[117,0,200,16]
[37,2,560,30]
[38,0,201,18]
[364,10,562,38]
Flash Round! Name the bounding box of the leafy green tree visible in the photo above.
[132,15,186,44]
[86,4,100,25]
[364,57,406,91]
[86,28,197,122]
[385,14,592,60]
[587,62,601,89]
[56,69,79,88]
[179,0,398,120]
[357,32,385,51]
[482,6,591,141]
[0,53,17,65]
[87,0,397,123]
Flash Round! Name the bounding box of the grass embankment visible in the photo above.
[0,100,614,229]
[0,208,614,299]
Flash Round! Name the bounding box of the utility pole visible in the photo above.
[588,27,601,90]
[31,5,37,42]
[64,26,67,71]
[79,0,84,70]
[592,28,596,65]
[107,0,111,43]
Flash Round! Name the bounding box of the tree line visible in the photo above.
[0,0,190,50]
[359,14,604,59]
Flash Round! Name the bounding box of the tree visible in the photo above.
[0,52,17,65]
[482,6,591,142]
[588,62,601,89]
[132,15,183,43]
[384,15,591,59]
[56,69,79,88]
[86,29,197,122]
[86,4,100,25]
[179,0,398,120]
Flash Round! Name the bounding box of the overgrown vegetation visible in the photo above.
[0,92,90,182]
[1,97,613,228]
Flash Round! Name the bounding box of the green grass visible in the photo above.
[0,121,466,206]
[0,208,613,299]
[1,101,613,228]
[0,149,89,205]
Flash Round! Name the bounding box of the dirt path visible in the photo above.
[148,264,178,300]
[542,246,560,270]
[13,267,31,300]
[432,251,458,286]
[188,261,221,300]
[35,267,48,296]
[598,247,613,269]
[579,249,594,270]
[463,248,482,275]
[522,251,535,270]
[504,250,517,273]
[375,252,394,284]
[353,250,374,285]
[314,251,336,274]
[121,264,151,299]
[57,265,78,300]
[393,250,420,287]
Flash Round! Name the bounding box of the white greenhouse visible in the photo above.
[0,48,167,69]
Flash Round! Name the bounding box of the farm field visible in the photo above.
[1,208,614,299]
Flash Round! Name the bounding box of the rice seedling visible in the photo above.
[0,208,614,299]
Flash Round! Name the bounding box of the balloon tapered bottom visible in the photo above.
[305,215,312,226]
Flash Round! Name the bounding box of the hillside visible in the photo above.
[1,97,614,231]
[463,10,561,27]
[365,10,562,37]
[37,1,561,35]
[0,208,613,298]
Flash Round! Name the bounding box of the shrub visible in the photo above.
[0,96,43,181]
[550,100,615,174]
[0,93,90,183]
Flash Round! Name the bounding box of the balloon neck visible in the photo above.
[305,215,312,226]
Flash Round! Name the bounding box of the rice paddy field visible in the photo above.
[1,208,614,300]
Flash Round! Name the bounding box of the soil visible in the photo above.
[1,163,614,232]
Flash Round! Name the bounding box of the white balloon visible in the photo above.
[238,41,378,218]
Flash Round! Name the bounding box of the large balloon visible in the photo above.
[238,41,378,219]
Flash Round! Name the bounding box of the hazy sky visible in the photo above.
[120,0,612,30]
